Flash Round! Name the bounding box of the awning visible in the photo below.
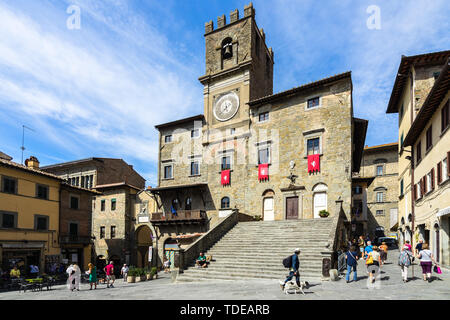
[437,206,450,218]
[2,243,45,249]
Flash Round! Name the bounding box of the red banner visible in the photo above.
[258,163,269,181]
[221,170,230,185]
[308,154,320,173]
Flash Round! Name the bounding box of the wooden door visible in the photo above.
[286,196,298,220]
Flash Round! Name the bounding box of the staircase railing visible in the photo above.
[320,199,346,280]
[175,209,239,272]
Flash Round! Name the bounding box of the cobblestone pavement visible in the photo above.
[1,249,449,300]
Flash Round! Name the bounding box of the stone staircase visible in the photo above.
[176,218,334,282]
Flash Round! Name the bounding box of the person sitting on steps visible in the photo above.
[196,252,208,268]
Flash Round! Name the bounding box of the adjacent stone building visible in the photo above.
[356,143,399,238]
[59,183,100,271]
[386,50,450,258]
[150,3,368,268]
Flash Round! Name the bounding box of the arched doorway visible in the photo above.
[313,183,328,219]
[136,225,153,268]
[96,255,106,273]
[109,255,121,277]
[262,190,275,221]
[164,238,180,268]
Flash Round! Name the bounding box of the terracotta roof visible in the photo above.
[40,157,108,169]
[94,182,142,191]
[248,71,352,107]
[0,158,63,181]
[404,59,450,146]
[364,142,398,151]
[386,50,450,114]
[154,115,205,130]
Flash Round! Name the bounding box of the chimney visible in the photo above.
[25,156,40,169]
[217,14,226,28]
[230,9,239,23]
[244,2,255,17]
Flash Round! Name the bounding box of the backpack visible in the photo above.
[282,255,293,268]
[365,252,374,265]
[398,251,411,266]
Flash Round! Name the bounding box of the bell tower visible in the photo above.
[199,3,274,129]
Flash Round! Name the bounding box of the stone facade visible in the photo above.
[41,158,145,190]
[359,143,399,237]
[59,184,98,270]
[91,184,139,270]
[153,3,366,233]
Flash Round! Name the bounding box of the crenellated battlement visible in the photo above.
[205,3,254,34]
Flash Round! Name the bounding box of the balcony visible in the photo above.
[150,210,207,225]
[59,235,92,245]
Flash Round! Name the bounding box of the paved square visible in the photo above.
[1,250,449,300]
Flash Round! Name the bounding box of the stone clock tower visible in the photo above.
[199,3,274,132]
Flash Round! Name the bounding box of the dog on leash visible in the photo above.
[279,280,309,295]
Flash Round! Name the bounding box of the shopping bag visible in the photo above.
[433,265,442,274]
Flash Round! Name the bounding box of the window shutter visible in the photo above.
[437,162,442,185]
[414,184,417,201]
[421,176,426,195]
[447,151,450,177]
[431,168,435,190]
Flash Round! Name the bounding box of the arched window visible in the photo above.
[171,199,179,210]
[221,38,233,60]
[185,197,192,210]
[221,197,230,209]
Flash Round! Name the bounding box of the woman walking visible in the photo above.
[366,246,381,283]
[398,245,413,282]
[87,263,97,290]
[417,243,436,282]
[379,242,388,263]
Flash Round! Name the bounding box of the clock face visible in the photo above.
[213,91,239,122]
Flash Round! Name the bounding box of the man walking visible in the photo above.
[104,261,115,288]
[121,264,129,282]
[345,246,359,283]
[280,248,301,290]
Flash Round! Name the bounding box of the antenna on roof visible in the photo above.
[21,125,35,164]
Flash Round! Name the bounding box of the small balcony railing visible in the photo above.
[59,235,92,245]
[150,210,207,224]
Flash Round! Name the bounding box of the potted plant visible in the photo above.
[146,268,152,280]
[319,210,330,218]
[151,267,158,279]
[139,268,147,281]
[134,268,142,282]
[127,267,136,283]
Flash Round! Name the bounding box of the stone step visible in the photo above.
[204,263,322,272]
[176,272,322,282]
[207,248,327,255]
[206,255,324,263]
[178,269,321,281]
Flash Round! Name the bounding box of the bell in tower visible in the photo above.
[222,38,233,60]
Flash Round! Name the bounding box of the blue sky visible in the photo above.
[0,0,449,186]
